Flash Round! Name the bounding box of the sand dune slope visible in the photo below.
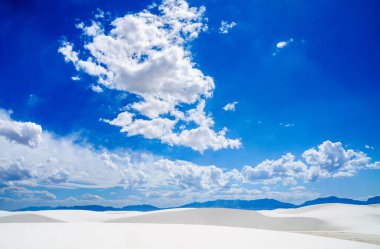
[259,203,380,234]
[106,208,332,231]
[0,210,143,222]
[0,213,63,223]
[1,223,379,249]
[259,203,380,245]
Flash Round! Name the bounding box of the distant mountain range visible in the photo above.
[16,204,159,212]
[298,196,366,207]
[15,196,380,212]
[180,198,296,210]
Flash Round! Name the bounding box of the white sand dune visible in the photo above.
[1,223,379,249]
[0,204,379,248]
[0,210,13,217]
[0,213,63,223]
[34,210,143,223]
[259,204,380,245]
[259,203,380,234]
[0,210,144,222]
[106,207,333,231]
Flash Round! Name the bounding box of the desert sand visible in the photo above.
[0,204,379,249]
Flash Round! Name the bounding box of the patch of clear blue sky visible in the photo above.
[0,0,379,202]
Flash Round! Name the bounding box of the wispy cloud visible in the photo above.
[91,84,103,93]
[280,122,295,127]
[219,21,237,34]
[365,144,375,150]
[81,194,104,200]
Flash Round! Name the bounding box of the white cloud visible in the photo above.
[302,140,372,180]
[0,110,241,192]
[0,158,34,188]
[59,0,240,153]
[280,123,295,127]
[103,111,134,127]
[143,185,319,207]
[90,84,103,93]
[223,101,238,111]
[219,21,237,34]
[94,9,110,20]
[0,111,379,205]
[76,21,104,37]
[0,114,378,193]
[242,153,308,185]
[242,141,379,185]
[147,2,158,9]
[122,117,176,140]
[273,38,294,56]
[1,185,321,209]
[0,187,56,201]
[114,100,241,152]
[368,162,380,169]
[276,38,294,48]
[0,109,42,148]
[290,186,306,191]
[71,76,80,81]
[81,193,104,200]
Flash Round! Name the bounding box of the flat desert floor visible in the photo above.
[0,204,379,249]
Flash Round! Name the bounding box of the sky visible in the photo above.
[0,0,379,210]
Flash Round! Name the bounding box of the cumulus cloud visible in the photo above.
[219,21,237,34]
[0,158,34,188]
[0,110,242,192]
[58,0,240,153]
[143,185,319,207]
[0,111,379,205]
[150,159,242,190]
[302,141,372,179]
[0,112,378,192]
[242,153,308,185]
[242,141,378,185]
[223,101,238,111]
[0,133,242,192]
[368,162,380,169]
[0,109,42,148]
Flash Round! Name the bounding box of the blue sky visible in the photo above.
[0,0,379,210]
